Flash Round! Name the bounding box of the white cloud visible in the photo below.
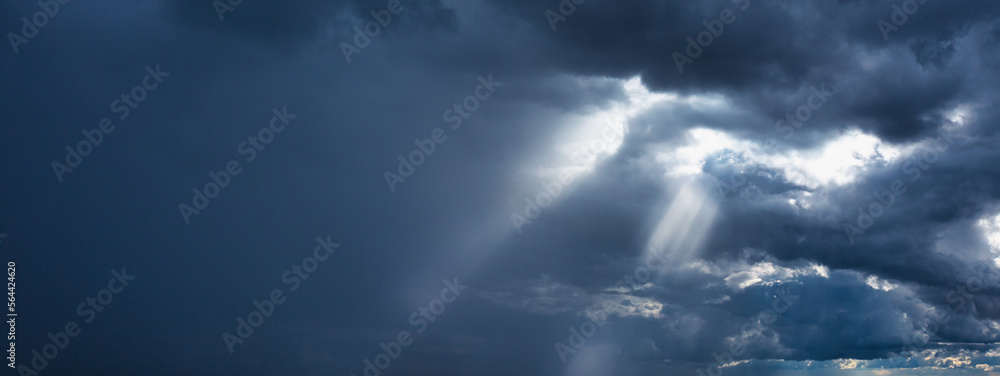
[760,131,903,188]
[654,126,904,192]
[715,259,830,290]
[977,212,1000,268]
[865,275,899,291]
[587,294,665,320]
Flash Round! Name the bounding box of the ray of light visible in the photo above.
[645,178,719,264]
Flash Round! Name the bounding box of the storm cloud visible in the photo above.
[1,0,999,375]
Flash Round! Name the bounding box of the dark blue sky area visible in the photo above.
[2,1,1000,375]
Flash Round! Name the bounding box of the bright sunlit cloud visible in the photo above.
[654,126,904,189]
[977,212,1000,268]
[549,76,671,181]
[761,131,903,188]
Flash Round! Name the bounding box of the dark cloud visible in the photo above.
[2,0,1000,375]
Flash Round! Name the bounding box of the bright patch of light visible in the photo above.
[761,130,902,188]
[719,359,752,368]
[979,213,1000,251]
[552,76,670,181]
[724,270,765,290]
[668,128,745,175]
[936,355,973,369]
[646,179,718,262]
[865,275,898,291]
[563,345,618,376]
[977,213,1000,268]
[945,104,973,128]
[811,263,830,278]
[656,127,901,189]
[552,77,736,182]
[719,261,830,290]
[835,358,864,369]
[623,76,677,107]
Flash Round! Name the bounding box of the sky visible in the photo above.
[1,0,999,375]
